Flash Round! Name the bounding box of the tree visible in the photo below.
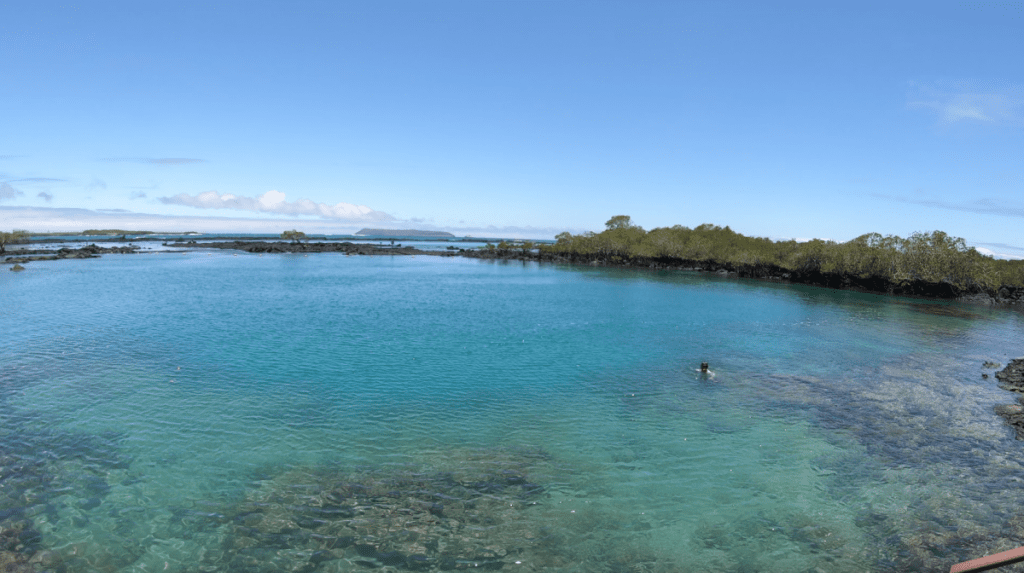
[605,215,635,231]
[281,229,307,244]
[0,230,29,255]
[534,220,1024,291]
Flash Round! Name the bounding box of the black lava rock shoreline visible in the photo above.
[3,244,140,265]
[164,240,463,256]
[994,359,1024,440]
[464,250,1024,308]
[6,240,1024,308]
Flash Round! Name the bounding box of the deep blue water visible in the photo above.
[2,250,1024,572]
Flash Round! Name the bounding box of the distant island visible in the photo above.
[355,229,456,238]
[82,229,157,236]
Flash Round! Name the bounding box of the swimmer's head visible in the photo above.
[700,362,709,372]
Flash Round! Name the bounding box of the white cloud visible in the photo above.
[974,247,1024,261]
[0,182,23,201]
[941,98,992,122]
[877,193,1024,219]
[0,206,370,234]
[259,189,286,208]
[909,80,1024,125]
[158,190,396,222]
[12,177,65,183]
[406,222,585,240]
[973,242,1024,260]
[768,235,832,243]
[0,206,570,239]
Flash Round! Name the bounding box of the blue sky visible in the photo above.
[1,1,1022,255]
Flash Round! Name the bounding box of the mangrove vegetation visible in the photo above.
[534,216,1024,302]
[0,230,29,254]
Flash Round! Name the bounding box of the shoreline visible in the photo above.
[162,240,464,256]
[20,235,488,244]
[5,240,1024,308]
[462,249,1024,308]
[993,359,1024,439]
[2,244,141,264]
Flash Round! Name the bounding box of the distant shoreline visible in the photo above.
[19,235,488,244]
[5,238,1023,308]
[461,249,1024,308]
[354,228,456,238]
[160,240,464,256]
[2,244,141,264]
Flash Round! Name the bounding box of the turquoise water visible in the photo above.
[3,252,1024,572]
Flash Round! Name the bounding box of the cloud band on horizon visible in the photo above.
[876,193,1024,219]
[0,206,572,240]
[158,190,396,222]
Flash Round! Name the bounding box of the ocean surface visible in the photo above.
[2,250,1024,573]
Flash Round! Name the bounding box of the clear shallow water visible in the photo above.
[3,253,1024,572]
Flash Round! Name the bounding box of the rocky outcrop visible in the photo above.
[2,244,139,266]
[995,358,1024,394]
[995,403,1024,440]
[993,359,1024,439]
[958,286,1024,306]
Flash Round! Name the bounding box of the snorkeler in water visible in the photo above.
[696,361,716,380]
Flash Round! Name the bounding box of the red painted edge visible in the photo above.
[951,545,1024,573]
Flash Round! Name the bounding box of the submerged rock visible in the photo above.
[995,358,1024,393]
[0,550,34,573]
[994,403,1024,440]
[993,359,1024,439]
[206,448,558,573]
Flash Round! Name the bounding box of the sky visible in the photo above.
[1,1,1022,256]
